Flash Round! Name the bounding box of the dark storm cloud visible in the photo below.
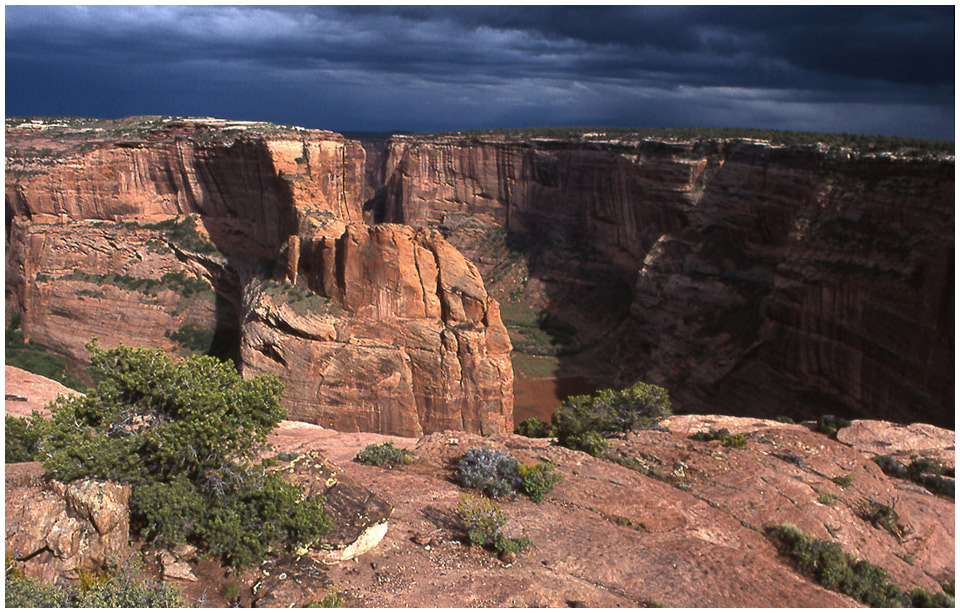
[4,5,954,138]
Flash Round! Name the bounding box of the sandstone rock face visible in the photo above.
[7,216,231,365]
[5,463,131,584]
[6,118,514,436]
[4,365,76,417]
[6,117,365,255]
[271,450,393,563]
[277,419,953,607]
[242,222,513,436]
[376,136,954,427]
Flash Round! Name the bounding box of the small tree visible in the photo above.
[552,381,671,455]
[35,339,332,567]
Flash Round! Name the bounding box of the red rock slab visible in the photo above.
[4,365,79,417]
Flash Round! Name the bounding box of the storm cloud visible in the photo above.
[5,5,954,138]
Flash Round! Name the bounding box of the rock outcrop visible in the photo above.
[4,365,76,417]
[242,221,512,436]
[5,463,132,584]
[5,118,513,436]
[272,418,954,608]
[270,450,393,564]
[5,367,953,608]
[6,216,232,364]
[374,135,954,427]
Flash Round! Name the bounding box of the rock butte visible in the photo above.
[6,118,511,436]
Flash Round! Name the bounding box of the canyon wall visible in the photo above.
[5,118,513,436]
[375,135,954,427]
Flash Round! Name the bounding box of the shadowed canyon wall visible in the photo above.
[372,135,954,427]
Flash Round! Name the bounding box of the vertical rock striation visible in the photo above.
[376,135,954,427]
[241,221,512,436]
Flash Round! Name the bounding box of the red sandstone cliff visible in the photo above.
[375,135,954,427]
[5,117,513,436]
[6,117,364,255]
[241,221,512,436]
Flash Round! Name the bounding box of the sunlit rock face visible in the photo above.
[5,118,513,436]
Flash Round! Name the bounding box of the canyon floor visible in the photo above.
[5,365,955,607]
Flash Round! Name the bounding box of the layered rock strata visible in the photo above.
[5,118,513,436]
[375,135,954,427]
[6,216,231,363]
[6,117,365,255]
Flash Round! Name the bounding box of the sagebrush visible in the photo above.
[457,447,522,498]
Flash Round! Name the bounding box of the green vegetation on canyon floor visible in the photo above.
[5,311,85,391]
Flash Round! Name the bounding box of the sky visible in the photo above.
[4,5,956,139]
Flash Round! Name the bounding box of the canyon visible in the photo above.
[5,117,510,437]
[4,117,955,607]
[5,117,955,434]
[370,133,954,428]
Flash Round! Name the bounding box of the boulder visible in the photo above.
[5,463,131,584]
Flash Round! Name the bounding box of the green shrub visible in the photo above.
[769,524,953,607]
[514,417,553,438]
[5,412,50,463]
[457,447,522,498]
[307,589,344,607]
[457,494,509,547]
[817,414,852,437]
[518,462,562,504]
[33,340,332,568]
[818,492,837,507]
[552,382,670,455]
[876,455,955,498]
[165,325,215,353]
[354,442,416,468]
[858,499,910,540]
[197,471,332,569]
[143,216,220,255]
[831,474,854,488]
[494,534,534,555]
[5,554,187,607]
[908,457,953,479]
[76,288,106,299]
[575,430,612,457]
[220,581,242,602]
[689,428,748,449]
[261,280,341,317]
